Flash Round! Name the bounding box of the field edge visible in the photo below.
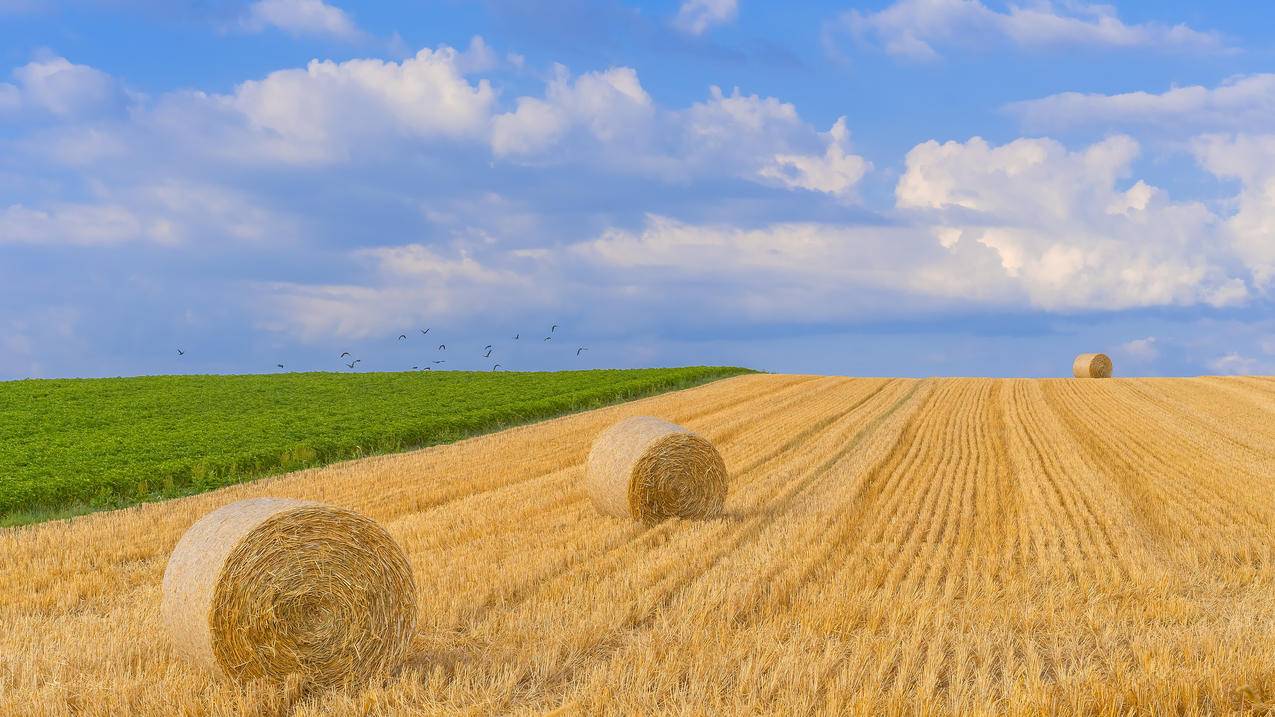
[1,366,756,529]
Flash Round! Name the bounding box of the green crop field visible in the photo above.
[0,367,750,526]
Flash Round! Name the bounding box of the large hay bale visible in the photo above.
[584,416,728,524]
[161,498,417,687]
[1073,353,1114,379]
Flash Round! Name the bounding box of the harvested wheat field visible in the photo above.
[4,374,1275,716]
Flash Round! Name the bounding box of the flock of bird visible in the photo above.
[174,324,589,373]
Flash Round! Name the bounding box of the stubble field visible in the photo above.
[3,373,1275,715]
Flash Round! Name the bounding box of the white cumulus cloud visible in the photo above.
[895,135,1247,310]
[574,215,970,323]
[674,0,739,35]
[0,203,160,245]
[492,74,871,197]
[828,0,1224,61]
[491,65,653,157]
[7,44,1267,353]
[258,243,541,340]
[0,181,295,247]
[568,132,1255,320]
[1208,352,1264,375]
[14,50,868,199]
[239,0,362,41]
[757,117,871,199]
[1003,77,1275,293]
[1193,134,1275,292]
[224,47,496,163]
[1,56,123,119]
[1119,336,1159,361]
[1008,74,1275,133]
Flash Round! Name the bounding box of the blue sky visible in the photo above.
[2,0,1274,379]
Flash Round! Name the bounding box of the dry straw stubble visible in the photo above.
[12,375,1275,715]
[1073,352,1114,378]
[584,416,728,524]
[161,497,418,688]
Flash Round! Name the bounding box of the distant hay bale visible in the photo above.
[584,416,728,524]
[1073,353,1114,379]
[161,498,417,687]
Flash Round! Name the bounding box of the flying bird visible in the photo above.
[483,349,493,358]
[398,334,407,340]
[492,364,501,371]
[483,345,493,351]
[420,328,430,335]
[346,361,356,369]
[340,352,351,358]
[354,359,361,364]
[176,349,185,356]
[438,344,446,351]
[432,360,446,364]
[513,333,519,340]
[412,366,419,370]
[551,324,558,333]
[576,347,588,356]
[424,366,432,370]
[277,364,285,369]
[543,336,551,342]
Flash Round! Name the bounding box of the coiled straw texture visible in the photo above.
[584,416,728,524]
[161,498,417,688]
[1073,353,1114,379]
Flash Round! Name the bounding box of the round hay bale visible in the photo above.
[161,498,417,687]
[1073,353,1114,379]
[584,416,728,524]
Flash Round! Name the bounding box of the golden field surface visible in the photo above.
[4,374,1275,716]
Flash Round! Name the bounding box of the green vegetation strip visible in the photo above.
[0,367,752,527]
